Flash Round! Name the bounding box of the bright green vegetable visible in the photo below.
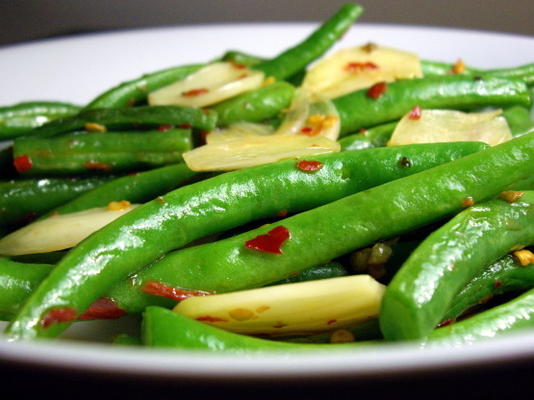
[13,129,192,176]
[253,3,363,80]
[380,191,534,341]
[0,101,81,140]
[5,142,489,339]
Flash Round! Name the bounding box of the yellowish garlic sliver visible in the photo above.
[206,122,275,144]
[0,205,138,256]
[148,62,264,108]
[302,44,422,99]
[173,274,385,335]
[183,134,340,172]
[388,109,512,146]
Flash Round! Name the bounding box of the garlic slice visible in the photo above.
[148,62,265,108]
[206,122,275,144]
[173,275,385,335]
[388,108,512,146]
[302,44,422,98]
[0,204,138,255]
[183,134,339,172]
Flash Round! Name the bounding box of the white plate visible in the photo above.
[0,22,533,381]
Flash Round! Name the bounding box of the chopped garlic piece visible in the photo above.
[388,109,512,146]
[206,122,275,144]
[183,134,339,171]
[0,204,138,255]
[148,62,265,108]
[302,44,422,98]
[173,275,385,335]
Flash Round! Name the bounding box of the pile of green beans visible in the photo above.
[1,2,534,355]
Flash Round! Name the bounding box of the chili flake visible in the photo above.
[78,298,127,320]
[344,61,379,73]
[408,105,422,120]
[142,280,212,301]
[245,225,290,254]
[196,316,228,323]
[157,124,173,132]
[13,154,33,173]
[41,307,77,328]
[296,160,324,172]
[84,161,112,171]
[182,88,209,97]
[451,59,466,74]
[367,82,387,99]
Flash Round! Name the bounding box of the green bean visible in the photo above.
[221,50,265,67]
[421,60,534,86]
[334,75,531,136]
[380,191,534,341]
[253,3,363,80]
[0,176,111,226]
[0,258,53,319]
[142,306,369,353]
[13,128,192,176]
[24,106,217,138]
[85,64,203,109]
[5,142,489,339]
[0,101,81,140]
[428,288,534,345]
[339,121,398,150]
[106,138,530,316]
[211,82,295,126]
[268,262,348,286]
[443,253,534,321]
[44,163,199,217]
[502,106,534,137]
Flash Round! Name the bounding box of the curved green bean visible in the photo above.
[380,191,534,341]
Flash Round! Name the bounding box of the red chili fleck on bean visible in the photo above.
[182,88,209,97]
[231,62,247,70]
[196,316,228,323]
[327,319,337,325]
[408,105,422,120]
[157,124,173,132]
[78,298,127,320]
[142,280,212,301]
[41,307,77,328]
[84,161,112,171]
[179,123,193,129]
[494,280,503,288]
[13,155,33,173]
[277,209,288,217]
[245,226,290,254]
[366,82,387,99]
[436,318,455,328]
[344,61,379,73]
[296,160,324,172]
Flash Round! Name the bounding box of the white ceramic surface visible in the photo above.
[0,23,533,380]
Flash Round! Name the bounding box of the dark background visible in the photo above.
[0,0,532,47]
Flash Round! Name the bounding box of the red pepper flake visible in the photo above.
[276,209,288,217]
[326,319,337,326]
[300,126,316,135]
[462,196,475,207]
[436,318,455,328]
[196,315,228,323]
[494,280,503,288]
[230,62,247,70]
[358,128,368,134]
[41,307,77,328]
[296,160,324,172]
[78,298,127,320]
[13,154,33,173]
[408,105,422,120]
[84,161,112,171]
[142,280,212,302]
[344,61,379,73]
[179,123,193,129]
[182,88,209,97]
[157,124,173,132]
[245,225,290,255]
[367,82,387,99]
